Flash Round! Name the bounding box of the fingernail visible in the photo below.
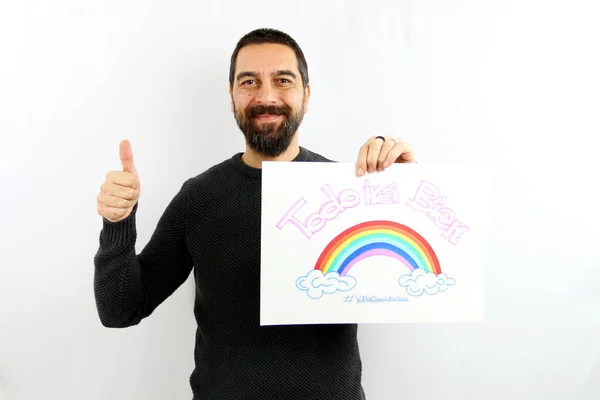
[357,168,364,176]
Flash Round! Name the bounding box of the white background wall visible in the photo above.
[1,0,599,399]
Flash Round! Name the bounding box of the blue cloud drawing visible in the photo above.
[296,270,357,299]
[398,269,456,297]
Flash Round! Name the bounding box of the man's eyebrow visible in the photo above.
[273,69,297,79]
[236,70,298,81]
[236,71,257,81]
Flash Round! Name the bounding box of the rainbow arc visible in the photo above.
[314,220,441,276]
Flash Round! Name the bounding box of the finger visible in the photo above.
[377,139,396,170]
[366,137,385,172]
[97,192,137,209]
[384,140,408,166]
[397,142,416,163]
[120,139,138,176]
[106,171,140,189]
[101,181,138,200]
[356,137,373,176]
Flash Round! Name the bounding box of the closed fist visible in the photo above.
[97,140,141,223]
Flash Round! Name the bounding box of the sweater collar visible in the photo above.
[229,147,311,179]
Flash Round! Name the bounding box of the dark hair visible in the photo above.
[229,28,309,89]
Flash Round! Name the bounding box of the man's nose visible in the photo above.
[255,82,278,104]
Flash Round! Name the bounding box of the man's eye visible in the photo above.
[242,80,255,85]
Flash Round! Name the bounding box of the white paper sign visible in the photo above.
[260,162,489,325]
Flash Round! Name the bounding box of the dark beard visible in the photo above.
[234,102,304,157]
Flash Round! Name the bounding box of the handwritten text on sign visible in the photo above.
[276,180,470,245]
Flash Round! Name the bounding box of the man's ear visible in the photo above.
[229,86,234,113]
[303,83,311,114]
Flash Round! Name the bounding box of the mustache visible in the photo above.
[246,104,291,118]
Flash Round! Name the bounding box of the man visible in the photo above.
[94,28,416,399]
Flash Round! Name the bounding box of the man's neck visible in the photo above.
[241,141,300,169]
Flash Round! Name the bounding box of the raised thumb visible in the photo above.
[119,139,138,175]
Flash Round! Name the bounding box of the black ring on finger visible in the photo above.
[375,135,386,142]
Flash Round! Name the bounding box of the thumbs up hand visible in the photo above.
[97,140,141,223]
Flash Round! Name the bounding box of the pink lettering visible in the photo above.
[306,213,326,233]
[276,197,314,238]
[406,180,439,213]
[433,206,454,229]
[407,180,470,245]
[441,219,470,244]
[276,185,361,239]
[363,180,399,205]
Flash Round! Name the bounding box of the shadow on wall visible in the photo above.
[579,348,600,399]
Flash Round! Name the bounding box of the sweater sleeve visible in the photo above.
[93,179,194,328]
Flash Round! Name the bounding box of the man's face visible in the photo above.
[230,43,310,157]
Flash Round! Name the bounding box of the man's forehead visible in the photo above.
[236,43,299,74]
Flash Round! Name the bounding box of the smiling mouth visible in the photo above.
[254,114,282,121]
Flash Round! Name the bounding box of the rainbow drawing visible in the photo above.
[313,220,441,276]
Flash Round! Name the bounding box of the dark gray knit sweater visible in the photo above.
[93,147,365,399]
